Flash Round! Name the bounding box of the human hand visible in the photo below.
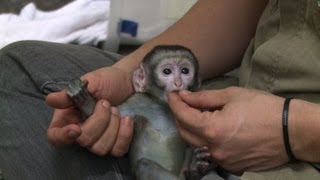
[168,87,289,174]
[46,66,134,157]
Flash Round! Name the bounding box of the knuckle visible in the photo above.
[111,148,127,157]
[196,90,210,99]
[211,149,228,162]
[178,129,188,139]
[202,113,217,139]
[203,125,216,141]
[47,130,62,147]
[118,120,133,139]
[118,131,132,141]
[225,86,240,95]
[78,135,95,147]
[91,145,110,156]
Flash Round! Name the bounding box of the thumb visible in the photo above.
[179,88,236,109]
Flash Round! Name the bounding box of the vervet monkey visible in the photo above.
[67,45,208,180]
[132,45,200,102]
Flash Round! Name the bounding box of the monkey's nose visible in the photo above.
[174,81,182,88]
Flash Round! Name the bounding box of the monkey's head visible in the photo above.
[133,45,201,102]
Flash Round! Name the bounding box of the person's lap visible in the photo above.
[0,41,131,180]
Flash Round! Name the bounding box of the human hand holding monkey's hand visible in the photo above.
[46,66,134,157]
[168,87,289,174]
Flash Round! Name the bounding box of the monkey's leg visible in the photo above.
[135,158,180,180]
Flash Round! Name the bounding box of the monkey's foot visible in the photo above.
[66,78,96,119]
[194,146,217,175]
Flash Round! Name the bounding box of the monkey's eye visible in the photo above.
[163,68,172,75]
[181,68,189,74]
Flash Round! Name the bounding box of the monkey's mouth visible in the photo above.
[168,88,186,93]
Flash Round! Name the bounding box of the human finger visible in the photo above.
[88,107,121,156]
[111,116,134,157]
[46,90,73,108]
[47,124,81,147]
[177,125,207,147]
[76,99,113,147]
[179,87,239,109]
[168,92,205,131]
[47,108,82,146]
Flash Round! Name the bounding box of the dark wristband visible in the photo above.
[282,97,297,162]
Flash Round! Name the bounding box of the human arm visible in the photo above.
[46,0,268,156]
[289,99,320,162]
[115,0,269,80]
[168,88,320,174]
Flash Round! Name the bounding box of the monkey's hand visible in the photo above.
[46,66,134,157]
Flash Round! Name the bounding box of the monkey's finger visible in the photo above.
[178,88,238,109]
[111,116,134,157]
[194,146,209,154]
[47,124,81,147]
[88,107,121,156]
[46,90,73,108]
[76,100,113,147]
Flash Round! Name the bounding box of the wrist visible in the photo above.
[113,43,155,74]
[289,99,320,162]
[112,65,135,97]
[282,98,297,162]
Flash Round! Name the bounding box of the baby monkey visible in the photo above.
[133,45,200,102]
[67,45,214,180]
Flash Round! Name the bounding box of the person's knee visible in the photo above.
[1,40,45,55]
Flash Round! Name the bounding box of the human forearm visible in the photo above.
[290,99,320,162]
[115,0,268,80]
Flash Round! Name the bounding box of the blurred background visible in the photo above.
[0,0,197,54]
[0,0,74,13]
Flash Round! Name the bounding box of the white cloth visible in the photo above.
[0,0,110,49]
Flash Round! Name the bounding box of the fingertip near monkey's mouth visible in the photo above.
[168,87,186,92]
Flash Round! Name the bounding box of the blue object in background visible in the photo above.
[120,20,138,37]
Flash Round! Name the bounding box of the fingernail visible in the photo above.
[111,107,119,115]
[121,116,132,126]
[102,100,110,108]
[180,90,191,95]
[68,130,78,139]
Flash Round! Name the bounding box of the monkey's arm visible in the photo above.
[114,0,268,80]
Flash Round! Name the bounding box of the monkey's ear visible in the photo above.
[132,63,148,93]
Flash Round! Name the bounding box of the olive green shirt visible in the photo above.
[237,0,320,177]
[239,0,320,103]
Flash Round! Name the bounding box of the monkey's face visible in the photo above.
[155,58,196,92]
